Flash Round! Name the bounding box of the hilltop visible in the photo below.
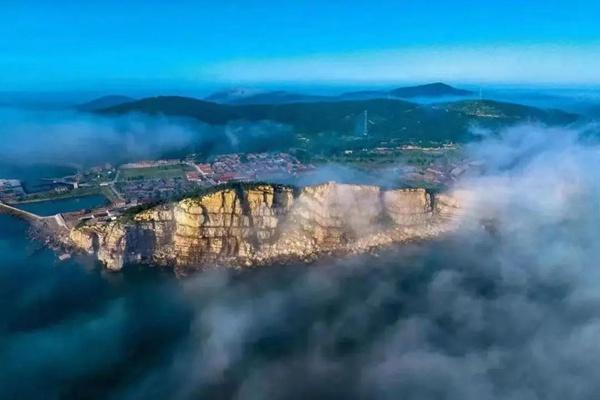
[204,82,474,105]
[98,96,577,146]
[390,82,474,97]
[77,95,136,111]
[342,82,474,100]
[205,88,329,104]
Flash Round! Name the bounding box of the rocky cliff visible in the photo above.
[69,182,463,272]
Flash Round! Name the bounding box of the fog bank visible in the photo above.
[0,107,293,168]
[3,123,600,399]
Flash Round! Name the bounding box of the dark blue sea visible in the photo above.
[17,195,108,216]
[0,202,434,400]
[0,211,191,399]
[0,163,77,193]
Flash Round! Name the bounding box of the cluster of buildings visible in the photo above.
[0,179,25,202]
[112,152,312,204]
[116,176,197,204]
[449,160,485,179]
[61,204,134,228]
[396,165,450,186]
[187,152,313,185]
[0,151,314,212]
[81,164,117,184]
[394,158,484,187]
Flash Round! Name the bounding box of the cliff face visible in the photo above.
[69,183,462,271]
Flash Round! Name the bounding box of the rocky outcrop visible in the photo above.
[69,183,463,272]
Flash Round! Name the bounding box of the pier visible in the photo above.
[0,200,44,223]
[0,201,69,233]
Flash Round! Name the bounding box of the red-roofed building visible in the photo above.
[196,163,214,176]
[186,171,201,182]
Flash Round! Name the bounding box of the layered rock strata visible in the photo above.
[69,183,463,271]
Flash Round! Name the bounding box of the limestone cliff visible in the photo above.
[69,182,462,271]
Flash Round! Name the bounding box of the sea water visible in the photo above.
[0,213,191,399]
[17,195,109,216]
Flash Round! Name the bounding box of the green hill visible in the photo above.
[342,82,474,100]
[205,89,329,104]
[389,82,473,98]
[205,83,475,104]
[436,99,575,125]
[77,95,136,111]
[98,96,578,155]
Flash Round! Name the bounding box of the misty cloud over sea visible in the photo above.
[0,107,197,166]
[0,107,294,168]
[4,123,600,399]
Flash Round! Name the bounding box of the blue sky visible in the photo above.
[2,0,600,90]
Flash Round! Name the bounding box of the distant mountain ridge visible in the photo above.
[205,82,475,105]
[390,82,475,98]
[97,96,578,151]
[206,89,329,105]
[390,82,473,97]
[77,95,135,111]
[342,82,474,100]
[205,88,264,103]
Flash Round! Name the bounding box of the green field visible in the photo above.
[313,147,463,169]
[118,165,189,181]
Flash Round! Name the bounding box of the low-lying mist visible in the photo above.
[0,107,294,168]
[3,122,600,399]
[0,107,195,166]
